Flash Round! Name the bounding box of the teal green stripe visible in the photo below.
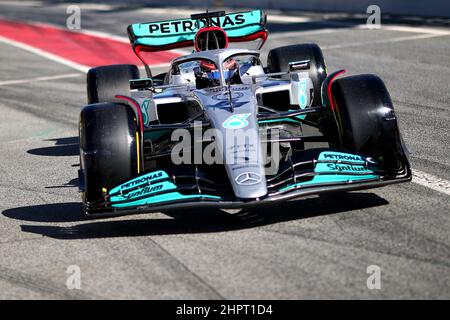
[111,194,221,208]
[280,174,379,192]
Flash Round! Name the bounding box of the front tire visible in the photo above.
[79,103,140,213]
[326,74,409,176]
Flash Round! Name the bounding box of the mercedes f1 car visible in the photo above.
[79,10,411,216]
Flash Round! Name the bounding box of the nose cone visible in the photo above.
[196,86,268,200]
[213,111,268,199]
[234,171,267,199]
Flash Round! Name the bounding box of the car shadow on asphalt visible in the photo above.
[27,137,80,189]
[2,192,388,240]
[3,202,87,223]
[27,137,79,157]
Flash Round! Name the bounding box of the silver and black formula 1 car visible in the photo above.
[79,10,411,217]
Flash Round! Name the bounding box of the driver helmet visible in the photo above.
[199,59,238,82]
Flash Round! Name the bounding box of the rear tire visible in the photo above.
[327,74,408,175]
[267,43,327,107]
[79,103,140,212]
[87,64,139,104]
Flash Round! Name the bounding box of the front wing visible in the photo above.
[85,149,411,217]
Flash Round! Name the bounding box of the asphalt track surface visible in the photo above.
[0,2,449,299]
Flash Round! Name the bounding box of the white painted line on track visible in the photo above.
[55,3,115,11]
[0,35,90,73]
[0,73,81,86]
[321,33,447,50]
[305,19,450,36]
[413,170,450,197]
[269,12,445,36]
[271,24,450,41]
[358,24,450,36]
[0,1,42,6]
[138,8,197,16]
[268,15,312,24]
[270,28,352,39]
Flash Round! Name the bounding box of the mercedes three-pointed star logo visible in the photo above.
[235,172,262,186]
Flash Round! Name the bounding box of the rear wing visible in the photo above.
[127,10,267,59]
